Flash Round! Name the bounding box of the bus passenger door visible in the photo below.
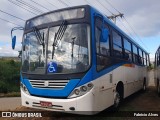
[94,15,114,110]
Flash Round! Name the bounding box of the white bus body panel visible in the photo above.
[21,89,97,114]
[21,64,148,114]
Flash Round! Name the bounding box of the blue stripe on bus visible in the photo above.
[76,62,127,87]
[92,62,127,80]
[23,79,80,97]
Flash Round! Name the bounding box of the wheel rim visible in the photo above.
[143,84,146,90]
[114,92,120,108]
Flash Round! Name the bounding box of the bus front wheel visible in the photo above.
[143,79,146,91]
[113,91,120,110]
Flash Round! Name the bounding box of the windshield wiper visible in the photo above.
[52,20,68,59]
[32,27,45,55]
[71,37,76,58]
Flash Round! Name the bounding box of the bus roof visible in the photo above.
[26,5,149,54]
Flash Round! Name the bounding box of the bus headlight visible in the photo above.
[21,82,30,95]
[74,89,80,95]
[80,86,87,92]
[68,82,93,98]
[87,83,93,88]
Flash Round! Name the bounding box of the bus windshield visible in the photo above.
[22,23,90,74]
[25,8,85,30]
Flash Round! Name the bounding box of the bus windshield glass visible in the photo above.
[25,8,85,30]
[22,28,48,74]
[22,23,90,74]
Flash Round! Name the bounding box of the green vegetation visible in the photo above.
[0,92,20,97]
[0,58,21,93]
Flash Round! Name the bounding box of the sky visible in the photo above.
[0,0,159,61]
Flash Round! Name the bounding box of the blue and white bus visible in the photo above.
[12,5,150,114]
[155,46,160,96]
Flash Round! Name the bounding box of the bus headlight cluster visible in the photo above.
[68,82,94,98]
[21,82,30,95]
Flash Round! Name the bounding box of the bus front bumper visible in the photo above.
[21,89,97,115]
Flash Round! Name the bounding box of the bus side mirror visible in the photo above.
[11,27,24,50]
[12,36,16,49]
[101,28,109,42]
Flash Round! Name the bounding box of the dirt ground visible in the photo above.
[119,86,160,111]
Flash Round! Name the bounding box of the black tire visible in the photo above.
[112,91,121,111]
[142,80,146,91]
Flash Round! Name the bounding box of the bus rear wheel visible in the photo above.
[143,79,146,91]
[143,83,146,91]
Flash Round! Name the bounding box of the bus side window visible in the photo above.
[123,38,132,62]
[158,52,159,66]
[156,52,158,66]
[147,54,149,66]
[95,17,102,54]
[148,54,150,66]
[155,53,157,67]
[132,45,138,64]
[95,17,111,71]
[143,52,147,66]
[138,49,143,65]
[100,23,110,56]
[95,18,110,56]
[112,30,123,58]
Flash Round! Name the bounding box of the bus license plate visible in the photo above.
[40,101,52,107]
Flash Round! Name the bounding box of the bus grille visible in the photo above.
[29,80,69,89]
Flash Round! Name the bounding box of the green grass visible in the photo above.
[0,59,21,93]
